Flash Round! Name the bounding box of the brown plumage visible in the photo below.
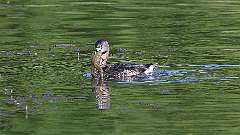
[91,39,156,80]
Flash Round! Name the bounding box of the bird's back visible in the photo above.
[103,63,155,79]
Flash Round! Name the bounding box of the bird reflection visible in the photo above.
[91,77,110,110]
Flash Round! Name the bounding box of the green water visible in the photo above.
[1,0,240,134]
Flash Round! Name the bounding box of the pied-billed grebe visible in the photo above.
[91,39,156,79]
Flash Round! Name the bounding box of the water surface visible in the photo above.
[1,0,240,134]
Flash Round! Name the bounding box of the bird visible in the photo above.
[91,39,156,80]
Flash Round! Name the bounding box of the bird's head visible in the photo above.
[95,39,109,61]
